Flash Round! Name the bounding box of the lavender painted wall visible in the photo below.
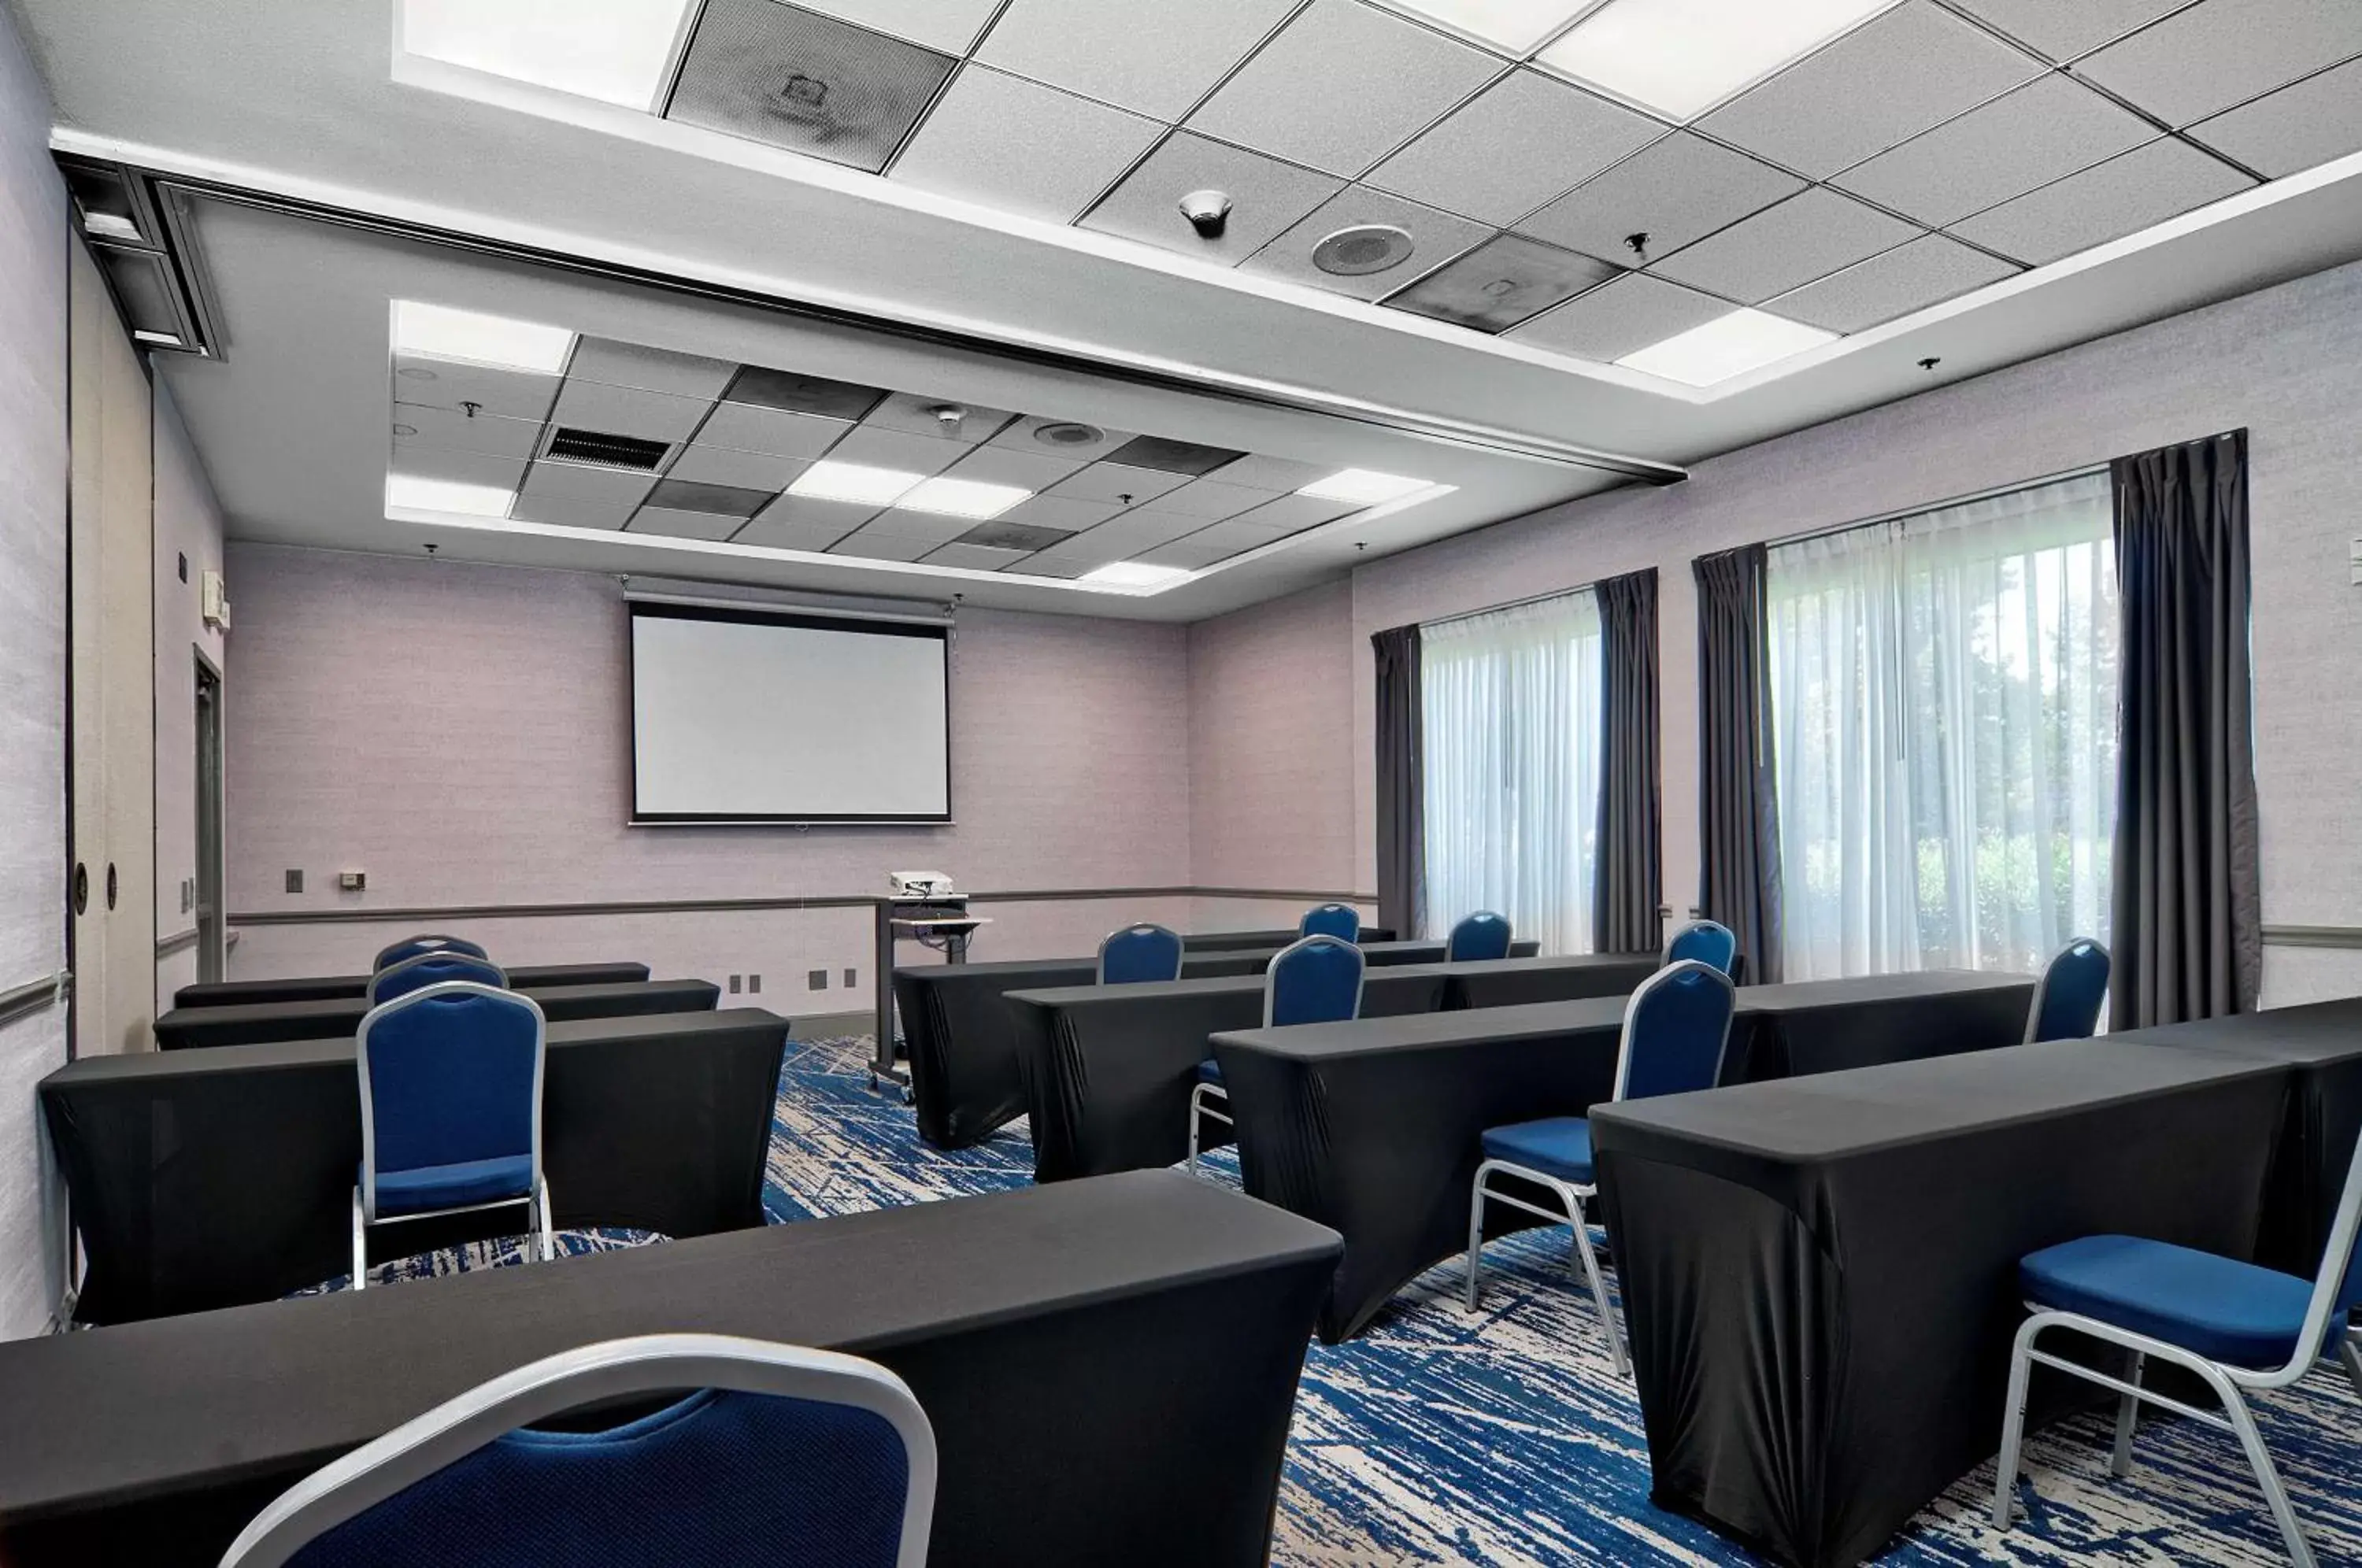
[1345,257,2362,1004]
[222,543,1196,986]
[152,380,228,1009]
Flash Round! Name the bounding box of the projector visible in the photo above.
[889,871,957,900]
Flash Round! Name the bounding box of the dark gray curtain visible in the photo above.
[1372,625,1425,941]
[2110,430,2261,1029]
[1593,569,1661,953]
[1694,545,1783,983]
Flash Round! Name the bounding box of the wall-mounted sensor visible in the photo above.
[1179,189,1233,239]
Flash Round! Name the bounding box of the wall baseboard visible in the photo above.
[0,971,69,1030]
[225,886,1381,929]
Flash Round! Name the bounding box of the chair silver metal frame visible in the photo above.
[1096,922,1184,985]
[365,949,510,1008]
[1660,917,1735,970]
[353,981,552,1292]
[1190,935,1366,1173]
[1990,1126,2362,1567]
[2021,936,2111,1044]
[1446,911,1512,963]
[372,934,487,972]
[1461,960,1736,1378]
[217,1333,938,1568]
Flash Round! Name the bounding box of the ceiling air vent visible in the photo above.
[1034,421,1105,449]
[545,428,671,471]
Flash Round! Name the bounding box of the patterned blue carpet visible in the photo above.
[342,1033,2362,1565]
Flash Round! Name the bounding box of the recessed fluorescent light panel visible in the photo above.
[1380,0,1585,51]
[787,461,924,506]
[1539,0,1894,120]
[387,474,516,517]
[392,300,576,374]
[1079,562,1196,593]
[1299,469,1434,505]
[896,476,1031,520]
[399,0,695,111]
[1616,308,1835,386]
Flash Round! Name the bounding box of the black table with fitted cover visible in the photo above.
[1181,926,1396,951]
[150,977,720,1050]
[1438,951,1662,1009]
[1723,968,2035,1081]
[1587,1026,2322,1568]
[0,1171,1342,1568]
[42,1009,788,1323]
[895,938,1538,1150]
[171,961,652,1009]
[1210,969,2038,1344]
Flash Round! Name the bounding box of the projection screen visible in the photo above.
[628,601,950,823]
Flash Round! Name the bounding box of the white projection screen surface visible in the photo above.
[629,604,950,823]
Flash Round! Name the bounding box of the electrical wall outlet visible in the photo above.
[284,869,303,893]
[339,871,366,891]
[843,967,857,989]
[727,974,742,994]
[808,969,827,991]
[748,974,761,994]
[179,878,191,914]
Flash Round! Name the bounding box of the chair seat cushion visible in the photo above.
[1480,1117,1594,1185]
[1196,1059,1225,1086]
[2020,1234,2316,1368]
[368,1153,535,1218]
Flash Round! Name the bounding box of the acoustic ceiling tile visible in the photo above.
[1505,272,1732,361]
[1135,538,1235,568]
[1186,0,1499,177]
[2186,56,2362,177]
[823,423,968,475]
[389,447,528,494]
[508,486,635,532]
[1517,131,1805,267]
[1371,68,1664,227]
[750,491,878,535]
[1105,435,1249,475]
[1183,517,1294,554]
[861,391,1018,444]
[924,542,1033,570]
[1228,491,1359,531]
[548,379,711,443]
[720,365,887,420]
[954,520,1076,551]
[1238,184,1488,301]
[1765,233,2019,332]
[890,65,1165,225]
[1153,478,1287,519]
[665,0,956,176]
[996,493,1127,531]
[828,531,939,561]
[852,508,972,543]
[1008,554,1098,579]
[1384,231,1616,331]
[566,337,739,400]
[1648,187,1921,303]
[1834,73,2157,228]
[644,477,776,518]
[1946,0,2190,61]
[1080,132,1345,264]
[735,513,867,551]
[516,458,658,516]
[976,0,1301,121]
[987,416,1138,462]
[789,0,1001,53]
[627,507,746,541]
[1948,137,2255,265]
[1068,508,1217,551]
[1046,462,1191,505]
[668,444,807,492]
[391,356,560,423]
[2074,0,2362,127]
[1209,453,1330,490]
[392,403,546,460]
[1697,2,2045,179]
[693,401,853,458]
[940,445,1087,490]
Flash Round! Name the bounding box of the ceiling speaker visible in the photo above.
[1034,421,1105,448]
[1312,224,1416,277]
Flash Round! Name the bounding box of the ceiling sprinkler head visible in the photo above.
[1179,188,1233,239]
[1623,231,1649,259]
[1918,356,1942,371]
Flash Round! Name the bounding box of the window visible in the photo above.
[1766,472,2118,979]
[1420,591,1603,955]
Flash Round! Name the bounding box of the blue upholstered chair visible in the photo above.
[1661,918,1738,976]
[353,982,550,1292]
[1190,935,1366,1172]
[1098,923,1184,985]
[219,1334,936,1568]
[1446,912,1513,963]
[373,934,490,972]
[1463,960,1737,1375]
[367,950,509,1007]
[1298,903,1361,942]
[2024,937,2111,1043]
[1990,1132,2362,1566]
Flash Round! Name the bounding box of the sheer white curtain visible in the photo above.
[1767,472,2118,980]
[1420,591,1603,955]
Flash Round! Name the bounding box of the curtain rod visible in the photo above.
[1418,577,1609,634]
[1762,459,2113,554]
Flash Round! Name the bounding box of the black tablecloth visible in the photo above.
[43,1009,787,1323]
[172,961,652,1009]
[0,1172,1342,1568]
[1726,969,2035,1081]
[151,978,721,1050]
[1442,952,1660,1009]
[896,939,1538,1150]
[1182,926,1397,951]
[1590,1037,2294,1567]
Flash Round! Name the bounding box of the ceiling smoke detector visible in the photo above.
[1312,224,1416,277]
[927,403,967,434]
[1033,421,1105,449]
[1178,188,1233,239]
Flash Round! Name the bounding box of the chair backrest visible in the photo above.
[373,934,489,973]
[1297,903,1361,942]
[357,983,544,1221]
[1612,960,1738,1104]
[1098,923,1184,985]
[1264,935,1365,1028]
[1661,919,1738,976]
[1446,912,1512,963]
[368,950,509,1006]
[2024,937,2111,1044]
[219,1333,936,1568]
